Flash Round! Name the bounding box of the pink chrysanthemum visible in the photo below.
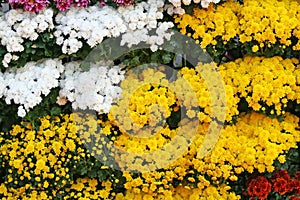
[55,0,73,11]
[24,0,49,12]
[8,0,27,9]
[74,0,90,8]
[113,0,134,6]
[99,0,105,6]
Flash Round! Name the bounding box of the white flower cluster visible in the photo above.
[0,59,64,117]
[0,0,175,68]
[119,0,174,51]
[0,8,54,67]
[54,0,174,54]
[166,0,221,15]
[59,61,124,114]
[54,6,127,54]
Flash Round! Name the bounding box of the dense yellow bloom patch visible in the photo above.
[174,0,300,50]
[112,111,300,199]
[116,184,240,200]
[178,64,239,122]
[109,68,177,133]
[0,176,114,200]
[198,111,300,174]
[0,115,87,199]
[220,56,300,115]
[64,178,113,199]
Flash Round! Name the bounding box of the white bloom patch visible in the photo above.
[0,59,64,117]
[119,0,174,51]
[167,0,221,14]
[59,61,124,114]
[0,8,54,66]
[54,6,126,54]
[0,0,175,69]
[54,0,174,54]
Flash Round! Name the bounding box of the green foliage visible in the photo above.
[23,88,72,130]
[0,99,20,133]
[1,33,63,70]
[120,49,175,69]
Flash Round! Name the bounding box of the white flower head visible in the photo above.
[17,106,26,117]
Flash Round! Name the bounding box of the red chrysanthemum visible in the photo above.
[294,172,300,180]
[272,170,291,181]
[273,177,289,195]
[294,179,300,195]
[294,172,300,195]
[289,196,300,200]
[248,176,272,200]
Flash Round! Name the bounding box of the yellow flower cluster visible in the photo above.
[177,64,239,122]
[115,184,240,200]
[0,176,114,200]
[219,56,300,115]
[79,65,233,173]
[174,0,300,50]
[108,67,177,133]
[110,64,239,125]
[64,177,113,200]
[79,112,179,172]
[0,114,87,199]
[193,111,300,176]
[78,57,300,190]
[177,56,300,121]
[112,111,299,199]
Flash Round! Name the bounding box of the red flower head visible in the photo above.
[8,0,24,8]
[294,179,300,195]
[272,177,289,195]
[272,170,291,181]
[294,172,300,194]
[289,196,300,200]
[248,176,272,200]
[294,172,300,180]
[271,170,300,196]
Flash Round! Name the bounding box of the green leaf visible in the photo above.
[162,53,172,64]
[50,107,61,116]
[36,42,45,48]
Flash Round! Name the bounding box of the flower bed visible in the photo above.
[0,0,299,199]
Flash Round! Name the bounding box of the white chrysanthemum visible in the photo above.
[54,6,126,54]
[17,106,26,118]
[0,8,54,66]
[59,61,124,114]
[167,0,221,14]
[1,59,64,117]
[201,0,211,8]
[182,0,191,5]
[119,0,175,50]
[53,0,172,53]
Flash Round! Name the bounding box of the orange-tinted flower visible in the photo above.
[247,176,271,200]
